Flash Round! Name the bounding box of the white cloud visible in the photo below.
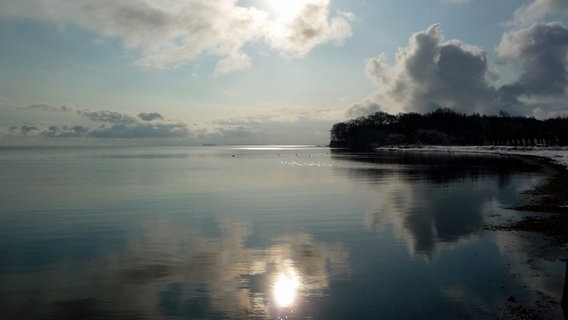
[0,0,352,73]
[266,0,352,57]
[351,12,568,118]
[337,0,568,119]
[356,24,498,115]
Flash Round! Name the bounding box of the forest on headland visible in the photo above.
[329,108,568,150]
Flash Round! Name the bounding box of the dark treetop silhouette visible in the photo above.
[330,108,568,150]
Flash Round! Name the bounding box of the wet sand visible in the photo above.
[486,157,567,320]
[499,157,568,246]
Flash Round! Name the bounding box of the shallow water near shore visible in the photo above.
[0,146,565,319]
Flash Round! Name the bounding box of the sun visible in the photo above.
[265,0,313,21]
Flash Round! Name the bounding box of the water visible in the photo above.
[0,146,565,319]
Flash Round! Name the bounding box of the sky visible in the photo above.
[0,0,567,146]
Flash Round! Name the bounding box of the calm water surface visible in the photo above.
[0,146,565,319]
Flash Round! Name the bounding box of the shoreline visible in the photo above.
[375,145,568,169]
[375,146,568,245]
[375,145,568,245]
[375,145,568,319]
[376,145,568,210]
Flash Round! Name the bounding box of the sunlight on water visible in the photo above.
[273,265,301,308]
[280,160,333,167]
[234,145,316,151]
[0,146,564,320]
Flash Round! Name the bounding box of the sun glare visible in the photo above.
[265,0,312,21]
[273,272,300,307]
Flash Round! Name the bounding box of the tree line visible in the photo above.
[330,108,568,149]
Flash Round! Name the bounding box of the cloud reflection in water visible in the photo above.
[332,151,542,259]
[0,217,348,319]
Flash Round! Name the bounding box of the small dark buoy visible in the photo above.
[232,154,235,157]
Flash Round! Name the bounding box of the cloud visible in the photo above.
[345,102,381,118]
[352,10,568,118]
[343,0,568,119]
[43,125,90,138]
[511,0,568,27]
[8,122,188,140]
[6,104,190,140]
[358,24,498,115]
[138,112,164,122]
[77,109,139,125]
[10,123,42,136]
[78,109,189,139]
[2,103,344,145]
[0,0,352,73]
[26,103,73,113]
[492,0,568,115]
[72,109,187,139]
[266,0,352,57]
[497,22,568,99]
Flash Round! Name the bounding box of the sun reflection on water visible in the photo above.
[273,271,300,307]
